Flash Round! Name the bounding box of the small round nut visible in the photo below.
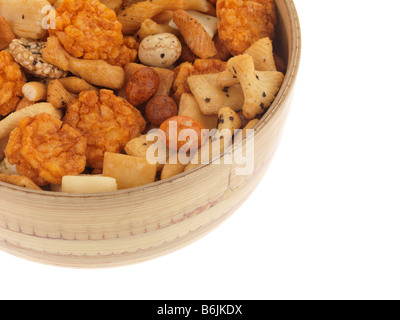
[126,67,160,106]
[139,33,182,68]
[160,116,207,152]
[145,95,178,126]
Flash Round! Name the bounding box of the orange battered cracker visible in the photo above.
[217,0,277,55]
[5,113,87,186]
[0,51,26,116]
[63,89,146,169]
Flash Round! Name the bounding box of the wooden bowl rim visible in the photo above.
[0,0,301,199]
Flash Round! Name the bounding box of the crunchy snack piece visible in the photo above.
[0,103,62,140]
[217,37,277,87]
[0,173,42,190]
[217,0,277,55]
[63,89,146,169]
[0,16,15,50]
[179,93,218,130]
[173,10,217,59]
[124,135,166,172]
[173,59,227,102]
[58,77,98,94]
[187,73,244,115]
[185,128,232,172]
[61,175,118,193]
[103,152,157,189]
[118,0,185,34]
[173,62,195,101]
[217,107,242,135]
[0,0,50,39]
[152,10,174,24]
[245,37,276,71]
[0,51,26,116]
[160,156,186,180]
[225,54,284,119]
[8,39,68,79]
[47,79,77,109]
[22,82,47,102]
[135,18,179,42]
[184,0,209,12]
[119,0,140,12]
[169,10,219,39]
[5,113,87,186]
[43,37,125,89]
[16,97,35,111]
[105,36,138,67]
[50,0,124,61]
[216,70,239,87]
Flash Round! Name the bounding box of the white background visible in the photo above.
[1,0,400,300]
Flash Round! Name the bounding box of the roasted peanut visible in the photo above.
[159,115,207,152]
[145,95,178,126]
[126,67,160,106]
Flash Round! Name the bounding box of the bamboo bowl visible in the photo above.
[0,0,301,268]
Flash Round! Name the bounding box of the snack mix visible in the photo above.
[0,0,285,193]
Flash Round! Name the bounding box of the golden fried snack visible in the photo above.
[0,51,26,116]
[173,10,217,59]
[0,0,49,40]
[224,54,284,119]
[5,113,87,186]
[106,36,138,67]
[8,38,69,79]
[63,89,146,169]
[0,174,41,190]
[50,0,124,62]
[217,0,277,55]
[0,16,15,50]
[117,0,185,34]
[0,103,62,140]
[16,97,34,111]
[47,79,78,109]
[42,37,125,89]
[173,59,227,102]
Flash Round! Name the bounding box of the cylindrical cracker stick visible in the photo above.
[22,82,47,102]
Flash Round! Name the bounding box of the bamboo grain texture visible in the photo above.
[0,0,301,268]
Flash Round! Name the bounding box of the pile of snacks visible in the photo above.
[0,0,285,193]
